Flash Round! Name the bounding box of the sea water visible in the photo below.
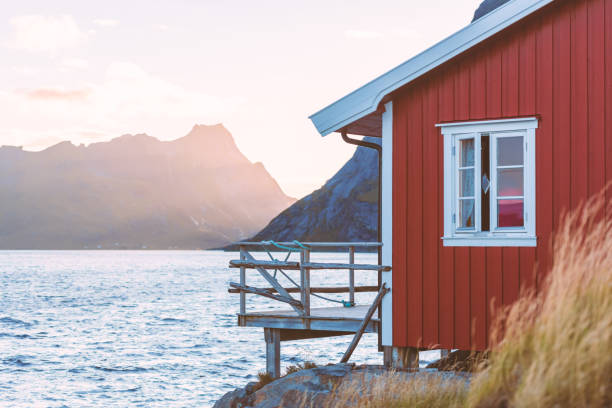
[0,250,439,407]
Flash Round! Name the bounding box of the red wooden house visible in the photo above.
[310,0,612,361]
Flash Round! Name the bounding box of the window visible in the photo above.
[438,118,537,247]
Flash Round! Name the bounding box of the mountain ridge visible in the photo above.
[0,124,295,249]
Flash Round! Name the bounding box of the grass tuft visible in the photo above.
[285,361,318,376]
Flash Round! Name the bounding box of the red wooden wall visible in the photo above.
[391,0,612,350]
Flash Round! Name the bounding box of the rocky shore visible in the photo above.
[214,363,470,408]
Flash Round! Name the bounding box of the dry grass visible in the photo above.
[320,371,468,408]
[467,193,612,407]
[320,192,612,408]
[285,361,317,376]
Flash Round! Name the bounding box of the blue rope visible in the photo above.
[258,240,355,308]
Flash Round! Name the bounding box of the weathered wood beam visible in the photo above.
[229,259,300,270]
[264,328,281,378]
[302,262,392,272]
[234,242,382,248]
[228,283,303,307]
[228,285,379,294]
[340,283,389,363]
[230,259,392,272]
[242,252,304,315]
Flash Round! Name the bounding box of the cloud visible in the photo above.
[0,62,244,149]
[155,24,170,31]
[5,15,87,53]
[344,30,384,40]
[93,19,119,27]
[21,87,91,101]
[61,58,89,70]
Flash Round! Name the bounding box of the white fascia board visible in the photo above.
[437,117,539,134]
[309,0,553,137]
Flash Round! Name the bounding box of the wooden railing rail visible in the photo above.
[231,242,389,318]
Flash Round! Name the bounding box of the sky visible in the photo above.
[0,0,482,198]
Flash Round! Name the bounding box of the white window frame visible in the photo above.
[437,117,538,247]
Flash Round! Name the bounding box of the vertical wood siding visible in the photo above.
[392,0,612,350]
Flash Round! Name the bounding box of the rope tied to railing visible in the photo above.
[258,240,355,307]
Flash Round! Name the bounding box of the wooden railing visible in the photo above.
[228,242,388,317]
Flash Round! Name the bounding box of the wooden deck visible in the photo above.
[238,305,379,340]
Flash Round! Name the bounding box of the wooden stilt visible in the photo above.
[441,349,450,358]
[264,328,281,378]
[390,346,419,369]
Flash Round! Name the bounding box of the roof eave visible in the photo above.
[309,0,555,137]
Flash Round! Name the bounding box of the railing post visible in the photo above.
[300,248,311,317]
[348,246,355,305]
[239,245,246,315]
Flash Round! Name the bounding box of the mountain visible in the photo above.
[472,0,511,22]
[243,138,379,245]
[0,124,295,249]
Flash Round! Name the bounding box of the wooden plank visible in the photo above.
[486,247,502,347]
[438,68,455,350]
[502,248,520,305]
[228,286,379,294]
[470,54,487,120]
[454,60,471,351]
[607,0,612,207]
[553,3,572,229]
[228,283,303,307]
[502,31,519,117]
[470,247,487,350]
[234,242,382,247]
[407,86,424,347]
[279,329,353,342]
[588,0,606,199]
[485,41,504,349]
[239,246,246,315]
[454,248,471,350]
[571,0,589,209]
[519,29,536,115]
[348,246,355,305]
[340,284,389,363]
[535,11,554,290]
[422,80,439,348]
[300,249,311,317]
[229,259,300,270]
[302,262,391,271]
[393,94,409,346]
[242,252,303,315]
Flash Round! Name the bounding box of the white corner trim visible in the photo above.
[381,101,393,347]
[309,0,553,137]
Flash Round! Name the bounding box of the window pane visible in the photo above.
[497,168,523,196]
[498,199,524,227]
[459,138,474,167]
[459,199,475,229]
[459,168,474,197]
[497,136,523,166]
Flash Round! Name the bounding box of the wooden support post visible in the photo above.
[264,328,281,378]
[441,349,450,358]
[300,249,310,317]
[348,246,355,305]
[389,346,419,370]
[239,246,246,315]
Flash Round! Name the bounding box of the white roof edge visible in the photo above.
[309,0,554,137]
